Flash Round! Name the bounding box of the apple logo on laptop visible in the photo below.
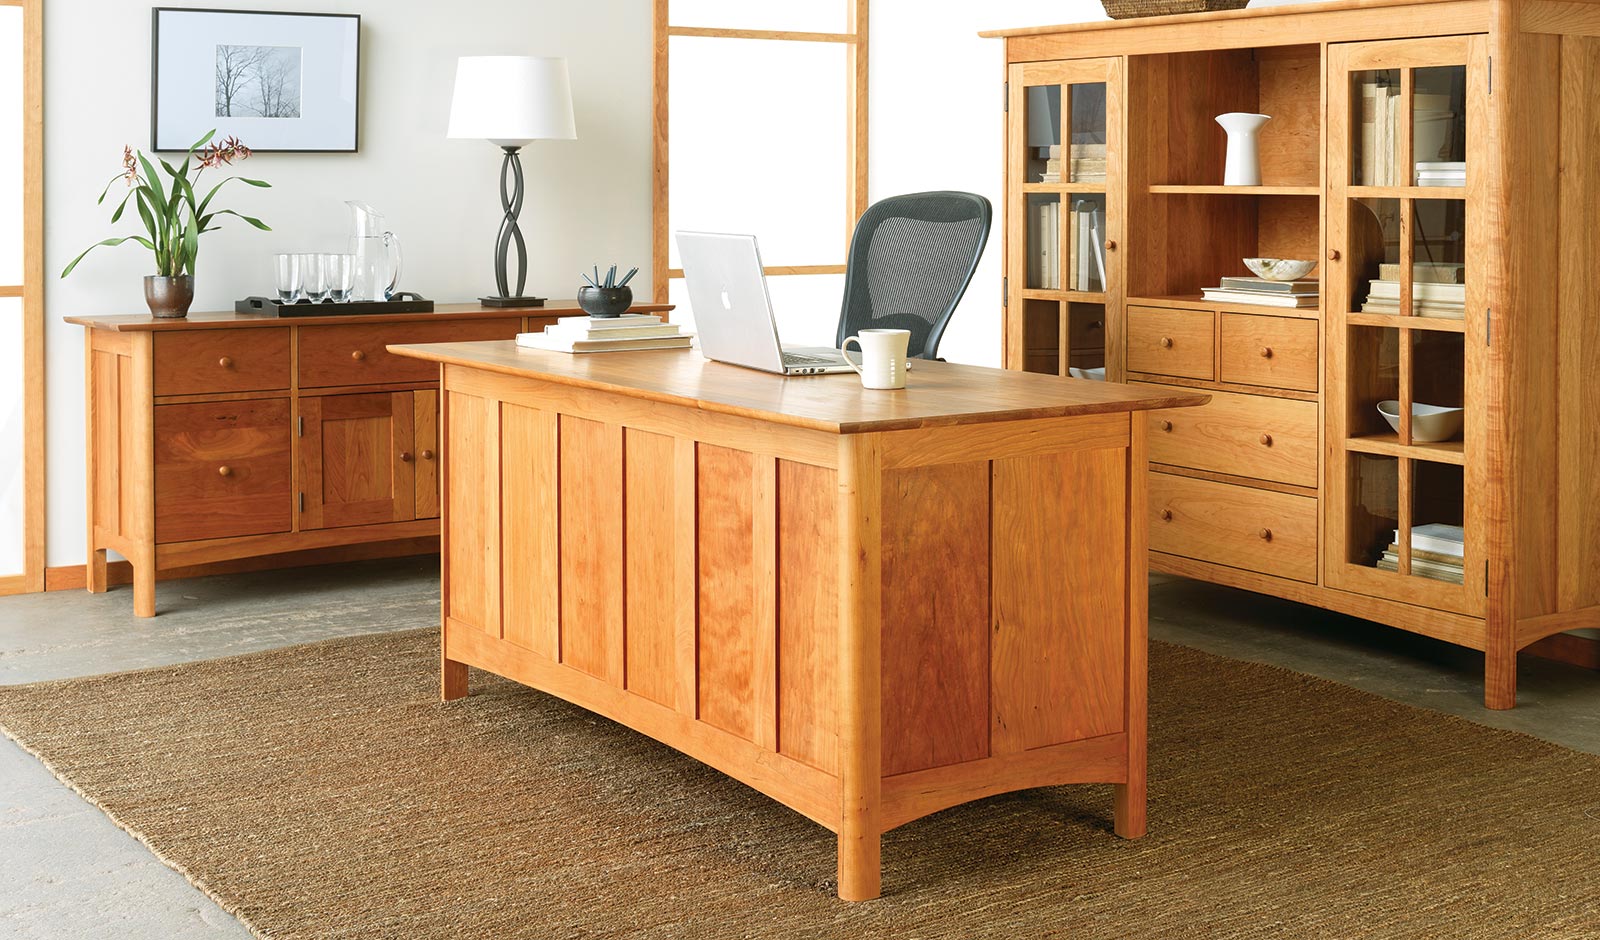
[719,288,733,310]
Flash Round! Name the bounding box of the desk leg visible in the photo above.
[837,435,883,901]
[87,548,108,594]
[1116,417,1149,839]
[133,552,156,618]
[442,652,468,701]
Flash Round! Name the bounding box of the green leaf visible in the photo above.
[206,208,272,231]
[186,129,216,155]
[183,203,199,276]
[196,176,271,215]
[59,235,147,278]
[95,171,126,205]
[135,189,167,245]
[107,186,139,224]
[135,191,160,245]
[137,153,167,213]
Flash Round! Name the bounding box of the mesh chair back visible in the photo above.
[835,191,993,360]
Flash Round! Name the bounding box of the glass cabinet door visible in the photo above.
[1326,36,1487,614]
[1006,58,1122,381]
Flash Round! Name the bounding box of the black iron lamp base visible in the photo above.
[479,295,546,308]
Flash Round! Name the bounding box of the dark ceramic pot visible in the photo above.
[144,275,195,319]
[577,285,632,318]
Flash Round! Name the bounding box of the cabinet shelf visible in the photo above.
[1148,184,1319,196]
[1346,433,1465,465]
[1022,289,1107,303]
[1344,312,1466,332]
[1348,185,1467,200]
[1130,294,1320,319]
[1022,182,1109,194]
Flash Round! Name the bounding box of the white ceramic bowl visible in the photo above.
[1244,257,1317,281]
[1377,400,1464,443]
[1069,366,1107,381]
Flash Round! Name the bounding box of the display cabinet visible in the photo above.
[986,0,1600,707]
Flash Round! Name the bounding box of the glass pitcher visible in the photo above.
[346,201,402,301]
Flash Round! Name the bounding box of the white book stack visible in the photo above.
[1377,523,1464,583]
[1416,161,1466,187]
[1361,264,1466,318]
[1202,277,1319,308]
[516,314,692,354]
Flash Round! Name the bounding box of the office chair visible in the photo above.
[834,191,993,361]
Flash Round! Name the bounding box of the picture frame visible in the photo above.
[151,7,360,153]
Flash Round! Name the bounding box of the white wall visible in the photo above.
[44,0,654,567]
[868,0,1108,369]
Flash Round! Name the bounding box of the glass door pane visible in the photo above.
[1412,66,1466,187]
[1067,83,1107,184]
[1024,85,1060,184]
[1351,68,1401,186]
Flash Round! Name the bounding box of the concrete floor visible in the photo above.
[1,559,1596,938]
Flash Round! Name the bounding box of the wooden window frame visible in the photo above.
[650,0,869,303]
[0,0,44,594]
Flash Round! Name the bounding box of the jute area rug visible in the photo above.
[1,630,1596,940]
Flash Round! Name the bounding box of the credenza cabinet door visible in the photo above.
[1003,56,1123,382]
[412,389,440,520]
[1324,36,1488,615]
[154,399,294,543]
[298,391,417,530]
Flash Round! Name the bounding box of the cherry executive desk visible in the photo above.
[388,341,1205,900]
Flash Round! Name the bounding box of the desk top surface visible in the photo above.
[389,341,1207,434]
[64,302,674,332]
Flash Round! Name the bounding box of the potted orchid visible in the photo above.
[62,130,271,318]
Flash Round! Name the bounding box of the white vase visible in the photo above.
[1216,112,1272,186]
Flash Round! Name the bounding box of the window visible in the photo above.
[651,0,867,346]
[0,0,43,592]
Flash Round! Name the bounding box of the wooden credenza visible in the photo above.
[67,302,671,616]
[387,340,1205,899]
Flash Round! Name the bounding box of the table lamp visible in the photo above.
[447,55,577,307]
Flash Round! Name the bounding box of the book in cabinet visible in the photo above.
[986,0,1600,708]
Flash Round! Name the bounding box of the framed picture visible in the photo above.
[151,8,360,153]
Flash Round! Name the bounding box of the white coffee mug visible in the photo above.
[841,328,911,390]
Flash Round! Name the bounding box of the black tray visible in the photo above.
[236,292,434,317]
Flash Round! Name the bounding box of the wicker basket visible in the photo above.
[1100,0,1250,19]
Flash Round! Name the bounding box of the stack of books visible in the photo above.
[1357,77,1402,185]
[1201,276,1319,308]
[1028,199,1061,289]
[516,314,692,354]
[1377,523,1464,583]
[1416,161,1466,187]
[1027,200,1107,292]
[1036,143,1108,183]
[1361,262,1465,318]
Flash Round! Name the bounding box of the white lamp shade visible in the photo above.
[447,56,577,147]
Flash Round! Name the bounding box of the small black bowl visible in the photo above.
[577,285,633,318]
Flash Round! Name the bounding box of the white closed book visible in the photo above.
[516,332,692,354]
[545,322,684,342]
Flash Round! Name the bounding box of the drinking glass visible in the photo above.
[301,252,329,303]
[273,253,302,304]
[324,253,354,303]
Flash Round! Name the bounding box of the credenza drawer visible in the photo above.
[154,330,291,396]
[154,399,292,544]
[1127,306,1214,380]
[1138,383,1318,487]
[298,319,520,388]
[1150,472,1317,583]
[1219,314,1319,391]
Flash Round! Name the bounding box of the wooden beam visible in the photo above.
[666,26,857,43]
[847,0,870,244]
[22,0,44,592]
[1521,0,1600,36]
[652,0,670,305]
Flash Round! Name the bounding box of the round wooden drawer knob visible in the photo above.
[1328,249,1341,261]
[218,356,233,368]
[422,449,436,461]
[351,350,367,361]
[1159,420,1173,432]
[1159,337,1173,348]
[1104,239,1117,251]
[1160,509,1173,521]
[1260,433,1273,446]
[1258,528,1273,541]
[218,466,232,477]
[1259,346,1274,359]
[400,451,414,463]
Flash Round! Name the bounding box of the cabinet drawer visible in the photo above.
[1127,306,1214,379]
[1139,383,1318,487]
[153,330,291,396]
[154,399,292,543]
[1150,473,1317,583]
[298,319,521,388]
[1219,314,1319,391]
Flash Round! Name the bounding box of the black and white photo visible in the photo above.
[152,8,358,152]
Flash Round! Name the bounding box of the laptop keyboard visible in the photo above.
[782,352,836,366]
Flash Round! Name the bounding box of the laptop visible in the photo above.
[675,231,855,375]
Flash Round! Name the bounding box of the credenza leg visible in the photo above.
[1114,781,1147,839]
[133,557,156,618]
[837,826,881,902]
[86,548,108,594]
[442,655,468,701]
